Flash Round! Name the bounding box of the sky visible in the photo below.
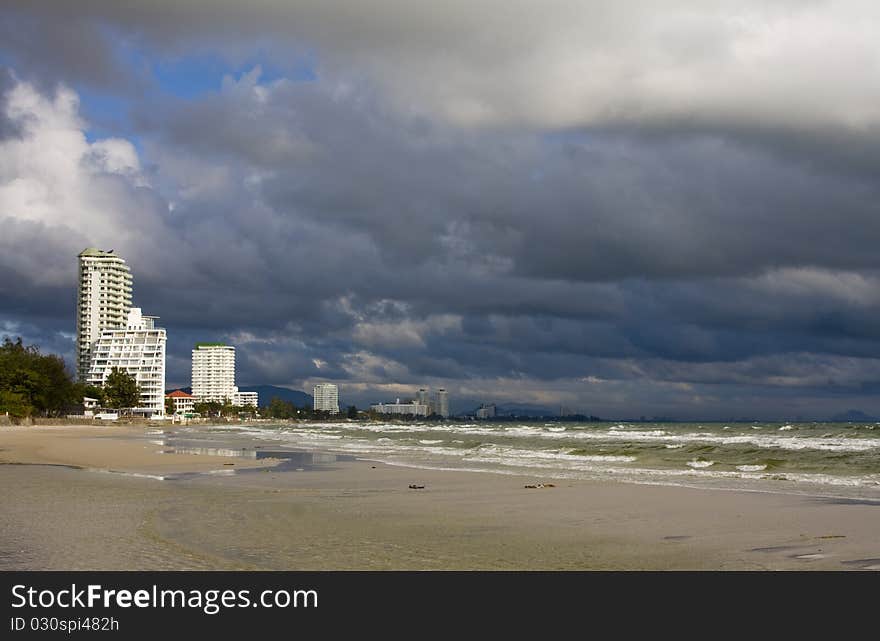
[3,2,880,419]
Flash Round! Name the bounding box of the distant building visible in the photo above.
[87,307,166,417]
[417,388,432,413]
[476,403,496,419]
[166,390,195,415]
[313,383,340,414]
[370,399,430,417]
[76,248,133,381]
[434,388,449,418]
[233,391,259,408]
[191,343,236,403]
[191,343,257,406]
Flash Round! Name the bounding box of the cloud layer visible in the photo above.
[3,3,880,417]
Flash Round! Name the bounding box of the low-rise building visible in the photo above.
[370,399,430,416]
[233,390,259,407]
[476,403,496,419]
[166,390,195,415]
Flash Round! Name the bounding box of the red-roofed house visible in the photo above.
[166,390,195,415]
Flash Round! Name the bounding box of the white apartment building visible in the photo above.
[435,388,449,418]
[166,390,195,415]
[233,390,259,408]
[191,343,258,407]
[476,403,496,419]
[313,383,340,414]
[370,399,430,417]
[76,248,133,381]
[417,388,432,414]
[191,343,236,402]
[86,308,166,417]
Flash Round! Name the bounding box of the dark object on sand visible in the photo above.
[408,484,425,489]
[524,483,555,489]
[371,466,377,469]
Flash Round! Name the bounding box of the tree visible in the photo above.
[347,405,358,419]
[0,337,78,417]
[265,397,296,419]
[194,401,222,417]
[73,383,105,406]
[165,396,174,415]
[103,368,140,410]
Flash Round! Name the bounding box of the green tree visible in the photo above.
[194,401,222,417]
[346,405,358,419]
[0,337,78,417]
[265,397,296,419]
[73,383,105,406]
[103,368,141,411]
[165,396,174,415]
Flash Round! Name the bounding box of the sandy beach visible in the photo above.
[1,423,879,570]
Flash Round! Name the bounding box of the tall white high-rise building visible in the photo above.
[191,343,236,403]
[313,383,340,414]
[191,343,258,407]
[434,388,449,418]
[417,388,432,413]
[76,248,133,381]
[86,308,166,417]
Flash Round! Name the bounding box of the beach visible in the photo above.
[1,423,879,570]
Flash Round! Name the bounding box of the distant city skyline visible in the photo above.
[6,4,880,420]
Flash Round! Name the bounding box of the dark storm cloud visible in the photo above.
[0,15,141,94]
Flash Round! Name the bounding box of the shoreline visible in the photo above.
[2,423,880,570]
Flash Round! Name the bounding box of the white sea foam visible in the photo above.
[253,422,880,453]
[419,439,444,444]
[235,423,880,492]
[687,460,715,468]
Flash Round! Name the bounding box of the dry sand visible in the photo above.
[1,424,879,570]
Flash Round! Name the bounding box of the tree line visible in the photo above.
[262,396,358,420]
[0,337,142,418]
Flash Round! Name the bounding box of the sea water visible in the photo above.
[185,421,880,499]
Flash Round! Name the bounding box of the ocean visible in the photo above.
[177,420,880,499]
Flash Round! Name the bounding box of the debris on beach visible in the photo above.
[524,483,555,489]
[408,484,425,489]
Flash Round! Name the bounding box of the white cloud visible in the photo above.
[0,76,169,285]
[13,0,880,131]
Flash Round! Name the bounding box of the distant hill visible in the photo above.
[827,409,877,422]
[493,403,556,418]
[164,384,313,408]
[166,386,193,395]
[238,385,313,408]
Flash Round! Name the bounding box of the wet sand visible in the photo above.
[0,424,278,476]
[1,424,879,570]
